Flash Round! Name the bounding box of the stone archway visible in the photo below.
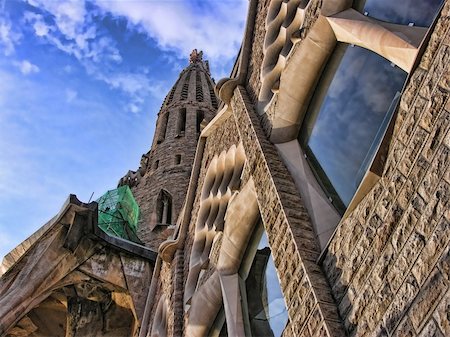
[0,195,155,337]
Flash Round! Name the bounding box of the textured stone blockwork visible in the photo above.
[323,3,450,336]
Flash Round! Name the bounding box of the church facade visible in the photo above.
[1,0,450,337]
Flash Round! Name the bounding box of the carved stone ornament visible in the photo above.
[189,49,204,64]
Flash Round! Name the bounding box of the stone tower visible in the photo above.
[119,49,218,250]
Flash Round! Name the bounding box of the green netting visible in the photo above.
[96,186,139,239]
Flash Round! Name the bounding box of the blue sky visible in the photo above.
[0,0,246,261]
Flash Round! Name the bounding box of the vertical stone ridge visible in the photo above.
[231,85,346,337]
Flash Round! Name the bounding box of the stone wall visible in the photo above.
[323,3,450,336]
[246,0,270,104]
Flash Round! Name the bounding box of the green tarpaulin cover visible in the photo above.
[96,185,139,239]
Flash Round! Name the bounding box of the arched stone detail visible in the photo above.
[0,195,154,337]
[320,0,352,17]
[185,178,261,337]
[184,143,246,307]
[185,273,222,337]
[156,189,173,226]
[270,15,337,143]
[259,0,312,108]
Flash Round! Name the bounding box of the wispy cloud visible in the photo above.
[22,0,179,113]
[65,88,77,103]
[0,17,21,55]
[96,71,168,113]
[23,6,122,66]
[94,1,247,60]
[13,59,39,75]
[21,0,246,108]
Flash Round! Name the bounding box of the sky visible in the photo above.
[0,0,247,261]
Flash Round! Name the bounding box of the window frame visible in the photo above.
[267,0,445,252]
[313,1,445,255]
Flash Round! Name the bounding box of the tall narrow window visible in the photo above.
[196,109,204,134]
[177,108,186,135]
[157,112,169,144]
[196,72,204,102]
[154,160,159,170]
[181,71,191,101]
[156,190,172,225]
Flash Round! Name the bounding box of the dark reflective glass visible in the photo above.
[246,231,288,337]
[360,0,443,26]
[300,44,407,211]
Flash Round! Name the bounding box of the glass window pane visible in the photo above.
[300,44,407,211]
[246,231,288,337]
[360,0,443,26]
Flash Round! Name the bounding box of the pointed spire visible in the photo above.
[189,49,203,64]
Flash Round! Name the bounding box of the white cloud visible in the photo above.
[0,17,21,55]
[21,0,246,112]
[33,19,49,36]
[128,103,139,114]
[26,1,86,40]
[93,0,247,63]
[13,60,40,75]
[23,12,51,37]
[65,88,77,103]
[25,0,246,67]
[99,72,167,113]
[23,4,121,66]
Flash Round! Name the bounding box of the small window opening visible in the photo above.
[157,112,169,143]
[175,155,181,165]
[157,190,172,224]
[177,108,186,135]
[154,160,159,170]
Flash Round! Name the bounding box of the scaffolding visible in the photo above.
[96,186,139,240]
